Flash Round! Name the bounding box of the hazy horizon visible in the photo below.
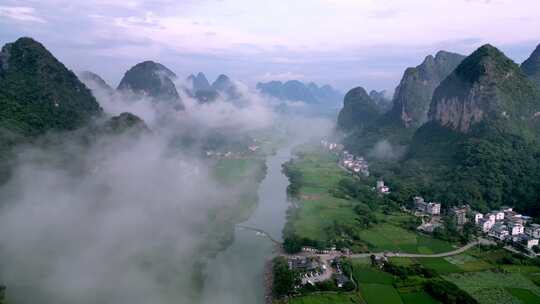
[1,0,539,93]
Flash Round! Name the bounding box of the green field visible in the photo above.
[444,271,540,304]
[359,284,403,304]
[399,291,439,304]
[357,223,454,254]
[289,256,446,304]
[283,147,540,304]
[418,257,461,274]
[288,293,365,304]
[444,253,492,272]
[353,264,394,285]
[286,148,454,254]
[507,288,540,304]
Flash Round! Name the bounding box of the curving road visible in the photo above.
[349,240,487,259]
[242,222,497,260]
[280,238,496,260]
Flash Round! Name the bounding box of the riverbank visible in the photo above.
[280,144,455,255]
[188,155,268,300]
[275,143,540,304]
[199,146,295,304]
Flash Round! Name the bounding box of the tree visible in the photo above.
[424,279,478,304]
[283,236,303,254]
[0,286,5,304]
[272,257,300,298]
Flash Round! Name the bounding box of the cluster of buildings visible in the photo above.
[413,196,539,253]
[473,207,538,250]
[287,254,352,289]
[287,256,326,286]
[414,196,441,215]
[339,151,370,177]
[320,140,370,177]
[330,258,352,288]
[205,145,260,159]
[414,197,442,233]
[301,246,347,255]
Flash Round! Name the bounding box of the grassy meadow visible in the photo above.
[283,146,454,253]
[281,146,540,304]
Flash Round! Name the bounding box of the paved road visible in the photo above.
[350,241,480,258]
[284,238,496,261]
[243,222,497,260]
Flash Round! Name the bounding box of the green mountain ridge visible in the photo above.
[118,61,184,108]
[337,87,380,131]
[428,44,540,135]
[401,44,540,215]
[522,44,540,89]
[0,37,102,136]
[339,50,464,155]
[391,50,466,128]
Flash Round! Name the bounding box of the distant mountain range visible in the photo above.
[79,70,114,94]
[256,80,343,107]
[186,72,239,103]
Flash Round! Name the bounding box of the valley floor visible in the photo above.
[277,144,540,304]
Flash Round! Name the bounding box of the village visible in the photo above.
[322,139,540,256]
[284,252,354,291]
[414,196,540,255]
[205,142,261,159]
[278,140,540,292]
[321,140,394,195]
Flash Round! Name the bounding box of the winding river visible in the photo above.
[200,146,293,304]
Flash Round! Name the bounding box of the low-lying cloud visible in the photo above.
[368,139,406,161]
[0,129,232,304]
[0,71,337,304]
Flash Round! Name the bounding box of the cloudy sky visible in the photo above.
[1,0,539,92]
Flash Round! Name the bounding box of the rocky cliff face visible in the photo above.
[392,51,465,128]
[428,44,540,133]
[117,61,183,108]
[0,37,102,136]
[522,44,540,89]
[337,87,380,131]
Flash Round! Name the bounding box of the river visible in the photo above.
[200,146,293,304]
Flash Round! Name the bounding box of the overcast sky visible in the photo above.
[1,0,539,92]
